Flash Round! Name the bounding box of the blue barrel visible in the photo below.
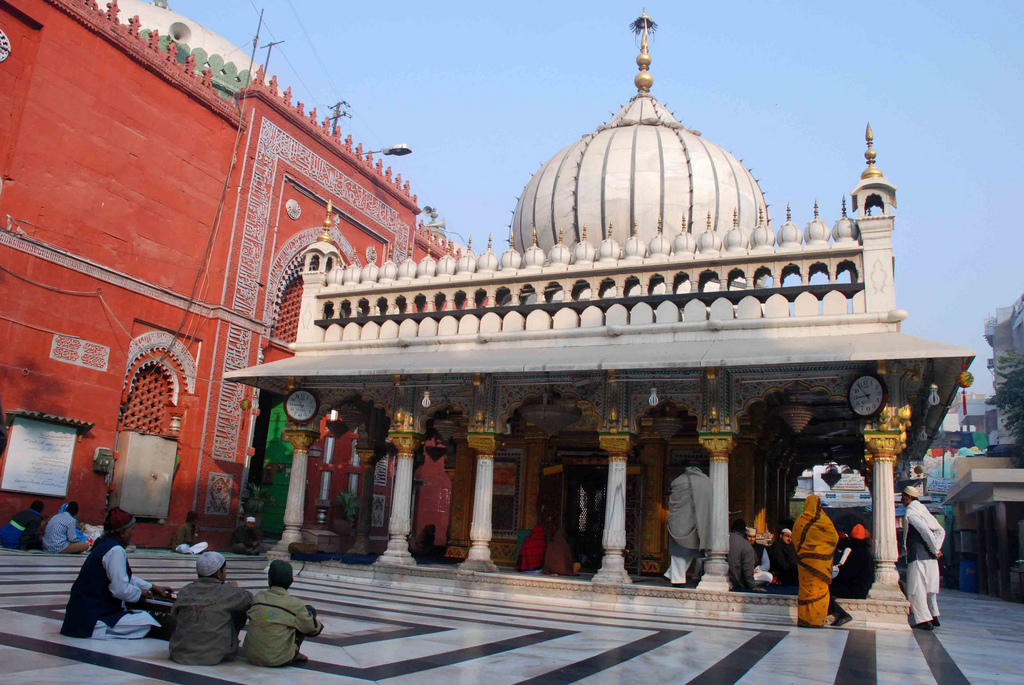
[959,560,978,593]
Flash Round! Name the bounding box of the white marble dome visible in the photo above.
[360,262,380,283]
[597,237,622,263]
[343,263,361,285]
[379,258,398,283]
[500,244,523,270]
[436,252,457,276]
[326,265,344,286]
[573,233,597,263]
[522,240,546,269]
[750,219,775,254]
[397,256,417,280]
[512,93,769,254]
[648,229,672,258]
[832,201,859,244]
[804,204,830,247]
[548,239,572,266]
[671,229,696,259]
[697,224,723,256]
[477,240,499,273]
[416,254,438,278]
[623,230,646,261]
[776,208,802,250]
[456,246,478,274]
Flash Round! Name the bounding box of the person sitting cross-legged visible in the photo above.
[244,560,323,666]
[169,552,253,665]
[43,502,89,554]
[230,516,263,555]
[1,500,44,550]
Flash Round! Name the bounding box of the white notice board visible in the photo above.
[1,417,77,497]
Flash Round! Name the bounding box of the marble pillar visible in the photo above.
[865,430,903,600]
[347,445,376,555]
[594,432,633,584]
[375,430,422,566]
[697,431,735,592]
[460,432,499,572]
[269,427,320,561]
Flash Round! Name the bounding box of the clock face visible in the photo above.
[285,389,318,423]
[848,376,886,417]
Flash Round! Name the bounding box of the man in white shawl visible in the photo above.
[664,464,712,585]
[901,486,945,630]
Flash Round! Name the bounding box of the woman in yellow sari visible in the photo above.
[793,495,839,627]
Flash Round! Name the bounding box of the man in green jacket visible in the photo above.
[244,560,323,666]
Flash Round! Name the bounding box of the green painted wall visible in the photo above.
[261,401,293,536]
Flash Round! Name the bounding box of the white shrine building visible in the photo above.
[226,15,974,626]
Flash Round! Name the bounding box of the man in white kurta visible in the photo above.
[664,465,712,585]
[901,486,945,630]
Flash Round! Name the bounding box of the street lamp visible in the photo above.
[367,144,412,157]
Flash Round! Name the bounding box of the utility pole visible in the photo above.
[328,101,352,135]
[260,40,285,73]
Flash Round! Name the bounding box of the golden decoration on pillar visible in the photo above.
[862,122,884,179]
[282,428,320,452]
[599,431,633,458]
[698,431,735,461]
[466,432,499,456]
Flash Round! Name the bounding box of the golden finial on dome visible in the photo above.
[732,208,738,228]
[317,200,335,244]
[813,200,819,219]
[630,9,657,93]
[841,196,848,217]
[487,234,492,250]
[607,220,613,237]
[786,203,792,222]
[758,206,764,225]
[862,122,883,179]
[681,215,687,233]
[632,220,637,237]
[532,226,538,247]
[582,223,588,240]
[706,210,712,230]
[558,226,564,244]
[657,216,663,234]
[467,236,473,251]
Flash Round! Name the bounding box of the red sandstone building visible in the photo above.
[0,0,452,547]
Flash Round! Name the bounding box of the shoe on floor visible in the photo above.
[931,617,940,627]
[290,652,309,665]
[913,621,933,631]
[832,615,852,628]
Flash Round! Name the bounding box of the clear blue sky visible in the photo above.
[173,0,1024,393]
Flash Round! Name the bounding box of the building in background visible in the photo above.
[0,0,447,547]
[984,293,1024,456]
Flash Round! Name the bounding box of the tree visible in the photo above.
[988,350,1024,467]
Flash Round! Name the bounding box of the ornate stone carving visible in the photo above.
[283,428,320,453]
[598,432,633,456]
[285,199,302,220]
[698,431,736,459]
[466,432,499,456]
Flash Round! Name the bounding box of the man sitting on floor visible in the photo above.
[230,517,263,555]
[1,500,44,550]
[728,518,764,591]
[244,560,323,666]
[43,502,89,554]
[169,551,253,665]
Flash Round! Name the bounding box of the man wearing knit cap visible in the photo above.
[901,485,945,630]
[244,560,323,666]
[169,551,253,664]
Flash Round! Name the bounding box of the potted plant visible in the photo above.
[241,483,276,528]
[334,490,360,536]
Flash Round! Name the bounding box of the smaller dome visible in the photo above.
[573,227,597,263]
[750,214,775,254]
[776,205,802,250]
[500,240,523,270]
[326,265,344,286]
[832,198,859,244]
[343,263,362,285]
[397,256,417,280]
[456,243,478,274]
[436,252,457,276]
[547,230,571,266]
[360,263,380,284]
[623,223,646,261]
[478,237,499,273]
[417,253,438,278]
[723,213,747,254]
[597,236,621,264]
[803,202,829,247]
[648,220,672,258]
[696,213,721,256]
[379,256,398,283]
[671,223,696,259]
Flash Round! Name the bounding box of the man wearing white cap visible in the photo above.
[230,516,263,555]
[169,552,254,664]
[901,486,945,630]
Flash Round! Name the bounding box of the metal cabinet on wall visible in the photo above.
[109,431,177,518]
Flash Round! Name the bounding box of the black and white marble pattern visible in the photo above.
[0,551,1017,684]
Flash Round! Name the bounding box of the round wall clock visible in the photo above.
[284,389,319,423]
[848,375,887,417]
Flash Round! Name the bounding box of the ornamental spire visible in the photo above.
[318,200,335,244]
[630,9,657,93]
[862,122,883,179]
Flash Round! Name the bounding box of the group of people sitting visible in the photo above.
[168,510,264,556]
[515,525,581,576]
[60,507,323,667]
[1,500,91,554]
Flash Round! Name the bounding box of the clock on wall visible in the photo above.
[284,389,319,424]
[848,375,887,417]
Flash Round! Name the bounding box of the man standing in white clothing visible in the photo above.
[901,486,945,631]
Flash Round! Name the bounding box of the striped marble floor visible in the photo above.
[0,552,1018,684]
